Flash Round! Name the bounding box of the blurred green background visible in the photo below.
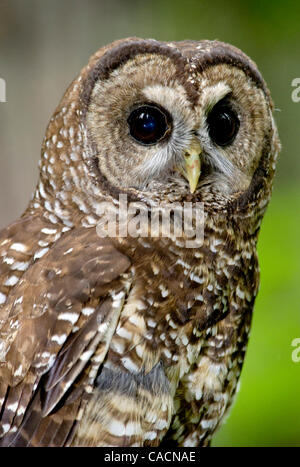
[0,0,299,446]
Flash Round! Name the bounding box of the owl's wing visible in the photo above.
[0,222,131,446]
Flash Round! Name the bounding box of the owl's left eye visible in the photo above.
[127,105,171,145]
[207,102,240,147]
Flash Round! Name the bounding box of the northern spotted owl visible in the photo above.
[0,38,280,447]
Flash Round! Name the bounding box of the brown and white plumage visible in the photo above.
[0,38,280,446]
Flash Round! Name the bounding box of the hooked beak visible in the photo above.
[182,140,202,193]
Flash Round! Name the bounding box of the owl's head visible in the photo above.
[37,38,280,227]
[79,39,279,207]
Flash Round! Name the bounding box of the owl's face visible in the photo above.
[83,40,275,206]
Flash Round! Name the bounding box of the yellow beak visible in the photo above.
[183,140,202,193]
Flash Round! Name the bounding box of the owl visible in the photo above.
[0,38,280,447]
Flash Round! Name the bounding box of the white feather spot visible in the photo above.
[3,257,14,265]
[49,214,58,224]
[107,419,126,437]
[147,318,157,328]
[7,402,18,412]
[41,352,51,359]
[2,424,10,434]
[176,258,190,269]
[155,419,168,430]
[121,357,139,373]
[14,296,23,305]
[145,412,157,423]
[17,406,26,416]
[125,422,140,437]
[144,431,157,441]
[4,275,19,287]
[82,307,95,316]
[151,263,160,275]
[58,312,79,325]
[0,293,7,305]
[169,319,177,330]
[14,364,23,377]
[136,300,146,310]
[195,294,203,301]
[111,339,126,354]
[12,261,30,271]
[201,419,214,429]
[39,182,47,199]
[63,247,73,255]
[190,272,204,284]
[80,350,94,362]
[237,286,245,299]
[41,228,57,235]
[128,314,143,327]
[98,322,109,334]
[10,243,28,253]
[34,248,49,260]
[116,327,132,340]
[181,334,189,346]
[135,344,144,359]
[51,334,67,345]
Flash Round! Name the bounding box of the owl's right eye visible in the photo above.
[128,105,171,145]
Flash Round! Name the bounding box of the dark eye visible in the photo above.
[207,102,239,147]
[128,105,171,145]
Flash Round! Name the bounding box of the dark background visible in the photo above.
[0,0,299,446]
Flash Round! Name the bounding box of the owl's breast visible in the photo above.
[73,235,258,446]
